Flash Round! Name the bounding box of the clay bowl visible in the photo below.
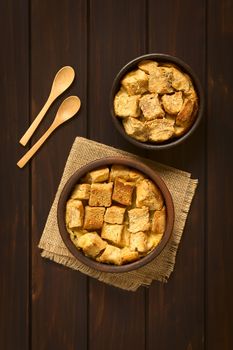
[57,157,174,273]
[110,53,204,150]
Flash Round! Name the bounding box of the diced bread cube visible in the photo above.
[71,183,91,200]
[97,244,122,265]
[139,93,165,120]
[136,179,164,210]
[138,60,158,74]
[151,207,166,235]
[147,233,163,251]
[114,89,140,118]
[119,226,130,247]
[130,231,148,253]
[112,177,135,206]
[89,182,113,207]
[84,167,109,183]
[77,232,107,258]
[148,67,174,94]
[161,91,183,115]
[83,206,105,230]
[68,228,87,247]
[121,69,148,95]
[146,118,174,142]
[104,205,126,224]
[128,207,150,233]
[171,67,190,93]
[101,223,123,246]
[66,199,84,229]
[121,247,139,264]
[109,165,144,183]
[176,98,194,127]
[123,117,148,142]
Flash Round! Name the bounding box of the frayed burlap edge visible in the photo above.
[39,137,198,291]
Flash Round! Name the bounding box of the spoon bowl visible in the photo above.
[51,66,75,99]
[55,96,81,125]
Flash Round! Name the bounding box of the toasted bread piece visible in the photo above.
[139,93,165,120]
[84,167,109,183]
[130,231,148,253]
[101,222,124,246]
[112,177,135,206]
[148,67,174,94]
[138,60,158,74]
[97,244,122,265]
[89,182,113,207]
[83,206,105,230]
[151,207,166,235]
[123,117,148,142]
[128,207,150,233]
[104,205,126,224]
[174,125,186,137]
[136,179,164,210]
[109,165,145,183]
[121,69,148,95]
[121,247,139,264]
[68,228,87,247]
[176,98,194,127]
[171,67,190,93]
[71,183,91,200]
[146,118,174,142]
[119,226,131,247]
[114,88,141,118]
[66,199,84,229]
[77,232,107,258]
[161,91,183,115]
[147,233,163,251]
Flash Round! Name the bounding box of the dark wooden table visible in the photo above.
[1,1,233,349]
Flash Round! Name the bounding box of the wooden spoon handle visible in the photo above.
[19,95,53,146]
[17,122,56,168]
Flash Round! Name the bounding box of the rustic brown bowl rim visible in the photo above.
[110,53,204,150]
[57,157,174,273]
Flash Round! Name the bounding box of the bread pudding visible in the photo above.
[114,60,198,143]
[65,165,167,266]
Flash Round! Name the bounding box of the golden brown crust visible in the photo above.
[66,199,84,229]
[176,98,194,127]
[101,223,124,246]
[139,93,165,120]
[128,207,150,233]
[112,177,135,206]
[71,184,91,200]
[130,231,148,253]
[104,205,126,224]
[114,88,141,118]
[161,91,183,115]
[121,69,148,95]
[89,182,113,207]
[97,244,122,265]
[148,67,174,94]
[77,232,107,258]
[151,206,166,235]
[146,118,174,142]
[123,117,148,142]
[83,206,105,230]
[136,179,164,210]
[138,60,158,74]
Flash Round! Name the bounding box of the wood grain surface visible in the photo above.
[1,0,233,349]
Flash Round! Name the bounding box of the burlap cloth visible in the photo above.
[38,137,198,291]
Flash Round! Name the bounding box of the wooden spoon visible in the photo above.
[19,66,75,146]
[17,96,81,168]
